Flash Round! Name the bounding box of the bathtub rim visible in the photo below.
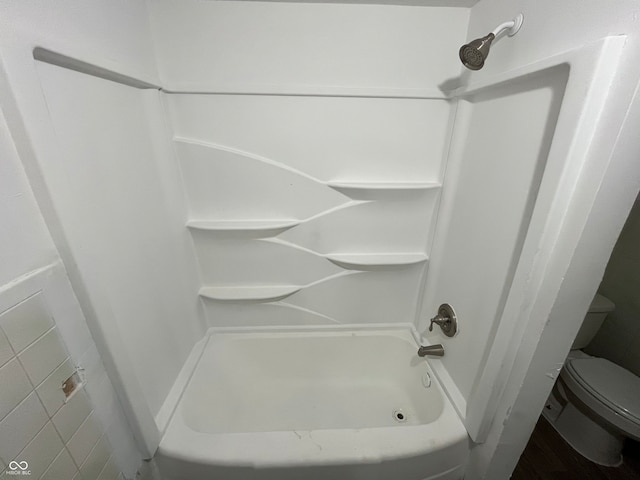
[155,323,467,435]
[158,398,468,469]
[180,328,447,434]
[155,323,469,472]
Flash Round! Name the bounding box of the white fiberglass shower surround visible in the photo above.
[2,1,640,479]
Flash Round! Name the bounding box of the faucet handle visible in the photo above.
[427,303,458,337]
[429,314,449,332]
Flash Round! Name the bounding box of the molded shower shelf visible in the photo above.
[199,285,301,302]
[326,181,440,192]
[325,253,428,269]
[187,219,300,232]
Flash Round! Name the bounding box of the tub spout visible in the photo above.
[418,344,445,357]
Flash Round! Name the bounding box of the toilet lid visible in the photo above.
[567,358,640,422]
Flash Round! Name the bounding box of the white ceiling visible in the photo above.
[215,0,480,7]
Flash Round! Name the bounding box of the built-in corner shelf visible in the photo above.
[325,253,428,269]
[199,285,301,302]
[326,181,440,193]
[187,219,300,233]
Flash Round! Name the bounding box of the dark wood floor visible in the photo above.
[512,416,640,480]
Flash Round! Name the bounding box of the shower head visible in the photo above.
[459,14,523,71]
[459,33,495,71]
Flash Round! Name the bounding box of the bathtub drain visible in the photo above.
[393,409,407,423]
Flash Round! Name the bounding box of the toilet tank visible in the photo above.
[571,293,615,349]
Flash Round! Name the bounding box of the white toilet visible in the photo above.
[547,294,640,466]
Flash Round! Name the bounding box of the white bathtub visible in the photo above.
[156,328,469,480]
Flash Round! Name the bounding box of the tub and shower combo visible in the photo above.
[24,1,610,477]
[153,16,530,479]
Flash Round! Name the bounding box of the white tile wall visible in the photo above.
[105,415,142,478]
[41,448,77,480]
[36,359,76,416]
[19,423,64,479]
[0,268,142,479]
[0,359,32,420]
[0,330,13,367]
[18,328,68,386]
[67,413,104,467]
[80,435,111,479]
[52,389,93,442]
[1,294,53,353]
[0,392,49,461]
[96,457,120,480]
[86,372,119,428]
